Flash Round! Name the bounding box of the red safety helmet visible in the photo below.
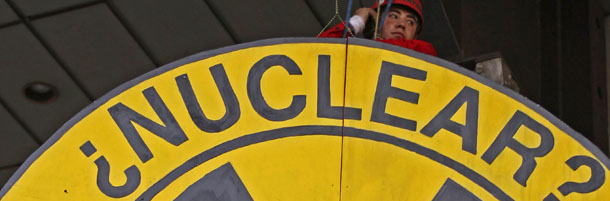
[372,0,424,33]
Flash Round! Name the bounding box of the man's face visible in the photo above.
[381,7,419,40]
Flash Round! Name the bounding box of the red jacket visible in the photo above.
[319,23,437,56]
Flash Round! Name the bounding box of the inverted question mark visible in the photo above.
[80,141,141,198]
[543,155,605,201]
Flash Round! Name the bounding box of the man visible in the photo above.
[319,0,437,56]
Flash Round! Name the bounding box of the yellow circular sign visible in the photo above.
[1,38,608,201]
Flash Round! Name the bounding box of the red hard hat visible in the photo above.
[372,0,424,33]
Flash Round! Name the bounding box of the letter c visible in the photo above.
[247,55,306,121]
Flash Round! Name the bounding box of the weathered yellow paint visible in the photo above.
[1,38,608,201]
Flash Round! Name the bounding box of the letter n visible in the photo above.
[108,87,188,163]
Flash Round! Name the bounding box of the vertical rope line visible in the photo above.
[376,0,394,39]
[341,0,354,38]
[338,34,351,201]
[373,0,382,39]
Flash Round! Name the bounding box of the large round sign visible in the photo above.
[0,38,608,201]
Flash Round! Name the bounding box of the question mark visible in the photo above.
[543,155,605,200]
[80,141,142,198]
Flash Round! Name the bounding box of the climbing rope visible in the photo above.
[341,0,355,38]
[316,0,354,38]
[372,0,382,39]
[376,0,394,39]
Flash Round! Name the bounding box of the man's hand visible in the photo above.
[354,7,377,24]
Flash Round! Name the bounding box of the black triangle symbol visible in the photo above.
[432,178,482,201]
[175,163,254,201]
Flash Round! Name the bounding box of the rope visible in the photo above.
[376,0,394,39]
[372,0,382,39]
[341,0,355,38]
[316,0,354,37]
